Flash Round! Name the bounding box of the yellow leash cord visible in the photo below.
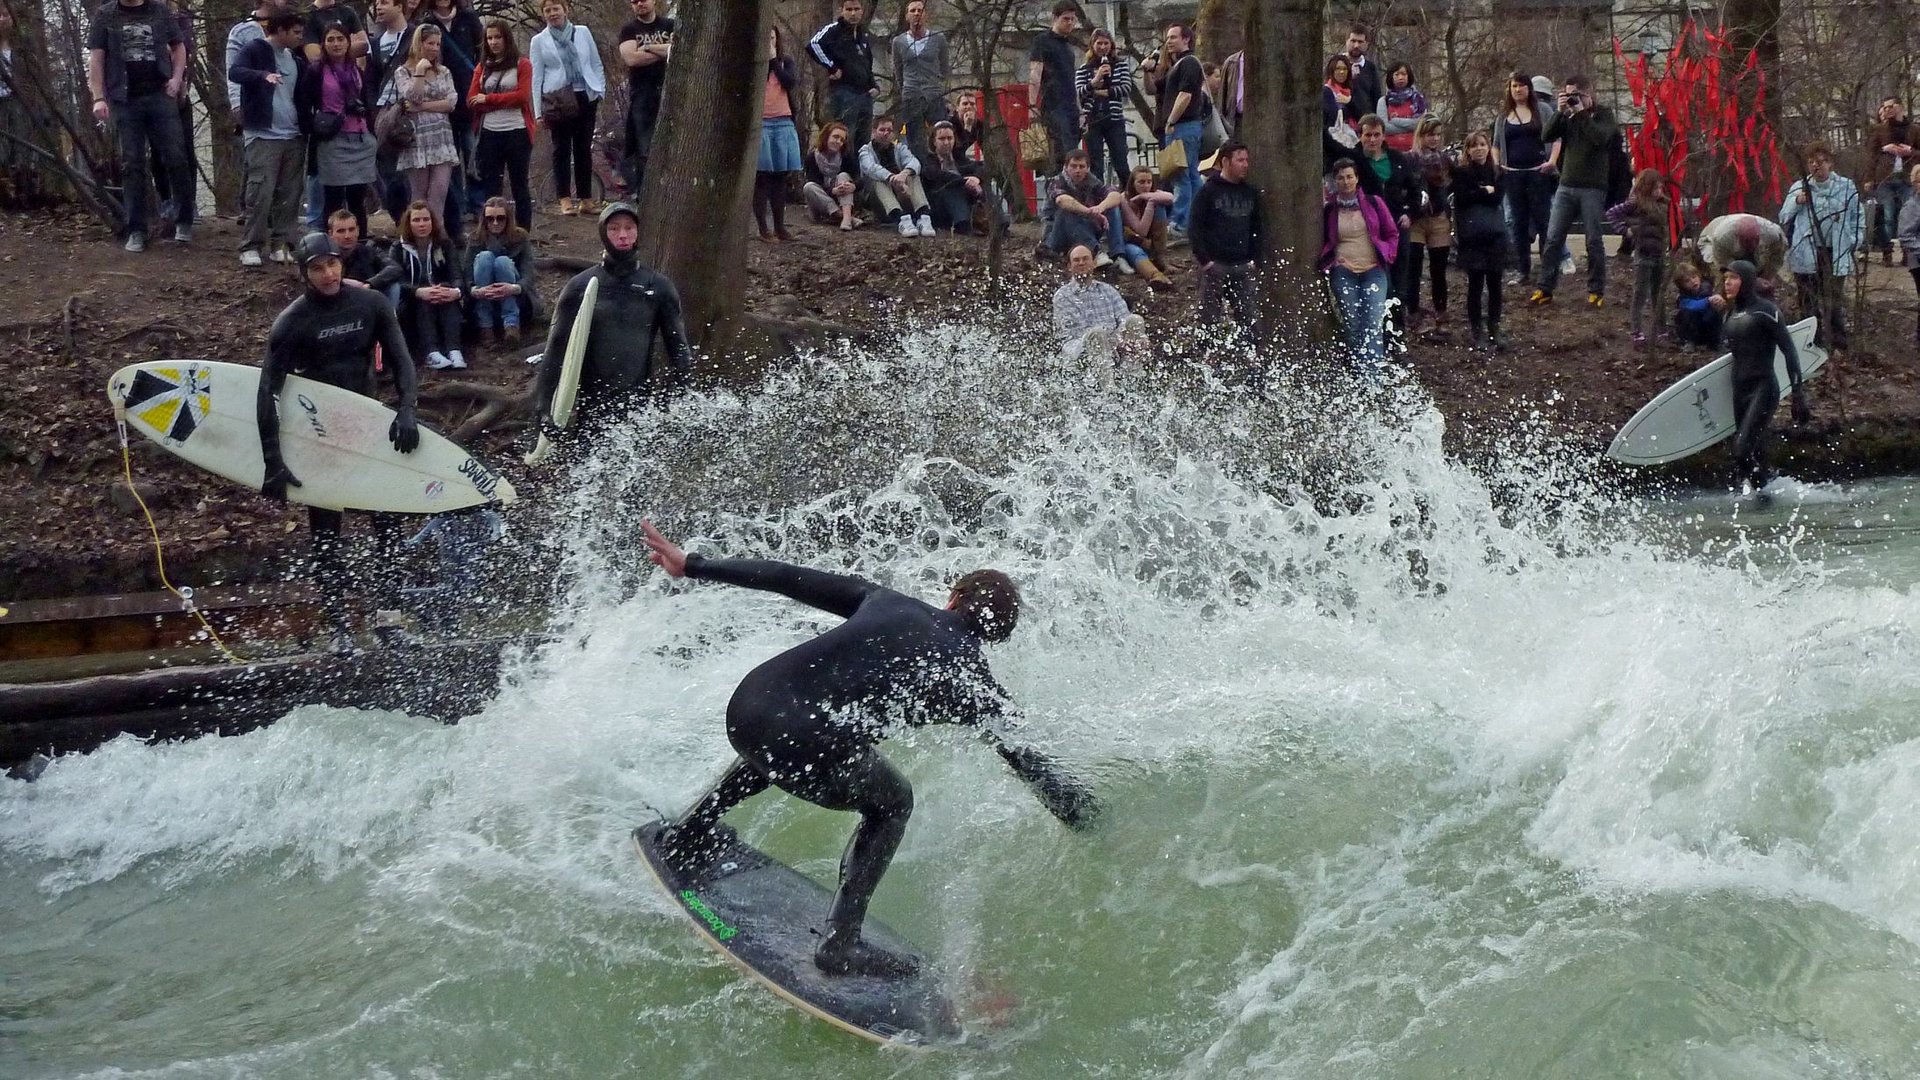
[115,419,245,664]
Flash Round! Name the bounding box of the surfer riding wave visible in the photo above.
[640,521,1100,980]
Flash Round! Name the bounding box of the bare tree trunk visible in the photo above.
[1193,0,1242,64]
[198,0,251,214]
[1242,0,1327,332]
[635,0,769,372]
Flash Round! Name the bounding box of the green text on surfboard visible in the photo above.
[680,889,739,941]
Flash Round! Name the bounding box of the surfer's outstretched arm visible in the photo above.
[640,520,874,617]
[979,724,1101,829]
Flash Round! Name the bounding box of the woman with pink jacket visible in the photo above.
[1320,156,1400,375]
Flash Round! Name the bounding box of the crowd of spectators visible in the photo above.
[56,0,1902,382]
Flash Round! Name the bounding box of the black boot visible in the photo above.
[814,810,916,978]
[815,928,921,979]
[1488,324,1504,351]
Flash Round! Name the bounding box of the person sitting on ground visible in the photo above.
[753,26,803,242]
[1189,139,1263,329]
[1606,167,1671,347]
[1035,149,1123,263]
[1450,130,1507,350]
[1375,61,1426,154]
[1670,261,1722,351]
[920,120,986,235]
[1708,259,1811,494]
[802,121,861,230]
[944,88,984,161]
[1053,243,1143,370]
[1319,157,1399,378]
[1116,165,1174,290]
[327,208,401,307]
[857,115,934,237]
[471,195,537,344]
[394,199,467,370]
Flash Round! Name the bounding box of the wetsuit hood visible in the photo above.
[296,231,345,301]
[1727,259,1761,311]
[599,201,642,275]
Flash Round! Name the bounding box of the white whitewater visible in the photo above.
[5,327,1919,1078]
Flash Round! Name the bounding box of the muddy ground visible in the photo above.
[2,203,1916,601]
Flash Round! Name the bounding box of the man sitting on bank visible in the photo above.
[1053,242,1143,374]
[1035,149,1124,265]
[857,115,934,237]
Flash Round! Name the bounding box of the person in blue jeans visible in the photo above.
[1529,73,1617,307]
[1319,158,1399,378]
[1147,21,1207,231]
[808,0,877,146]
[469,196,535,343]
[1036,150,1123,261]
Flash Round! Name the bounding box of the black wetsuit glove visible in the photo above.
[261,457,303,502]
[389,405,420,453]
[1791,388,1812,425]
[994,742,1101,829]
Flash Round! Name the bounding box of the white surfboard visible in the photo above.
[1606,317,1826,466]
[108,360,516,513]
[524,275,597,466]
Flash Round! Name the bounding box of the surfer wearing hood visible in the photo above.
[637,520,1099,981]
[534,201,691,435]
[1708,258,1811,492]
[257,231,422,645]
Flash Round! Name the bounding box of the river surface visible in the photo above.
[5,340,1919,1078]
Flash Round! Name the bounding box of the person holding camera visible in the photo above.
[1528,73,1618,308]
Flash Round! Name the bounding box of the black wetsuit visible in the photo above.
[257,284,418,624]
[1721,260,1806,490]
[666,555,1095,974]
[534,204,692,433]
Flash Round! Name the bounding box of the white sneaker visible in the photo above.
[1094,251,1113,269]
[1559,252,1576,275]
[426,351,454,370]
[915,214,935,237]
[448,350,467,370]
[239,249,264,268]
[269,246,292,265]
[897,216,917,237]
[1115,258,1135,275]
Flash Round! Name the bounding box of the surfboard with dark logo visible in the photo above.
[631,821,959,1045]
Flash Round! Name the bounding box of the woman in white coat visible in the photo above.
[528,0,605,215]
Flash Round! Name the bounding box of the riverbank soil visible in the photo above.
[3,205,1916,600]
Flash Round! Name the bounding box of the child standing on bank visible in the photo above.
[1607,168,1671,346]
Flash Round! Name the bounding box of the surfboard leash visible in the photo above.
[113,414,246,665]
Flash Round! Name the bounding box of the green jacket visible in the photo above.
[1542,103,1618,190]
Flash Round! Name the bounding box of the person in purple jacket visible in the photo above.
[1320,156,1399,377]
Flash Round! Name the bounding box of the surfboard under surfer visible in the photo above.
[256,232,421,647]
[1708,259,1811,493]
[638,521,1100,980]
[534,203,693,443]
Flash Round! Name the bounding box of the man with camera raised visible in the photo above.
[1527,73,1618,308]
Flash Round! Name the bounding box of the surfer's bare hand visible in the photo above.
[640,520,687,577]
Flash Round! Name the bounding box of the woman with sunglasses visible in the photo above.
[471,195,539,343]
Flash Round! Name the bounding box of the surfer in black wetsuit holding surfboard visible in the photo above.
[534,203,693,439]
[257,232,421,646]
[1708,259,1812,493]
[639,521,1099,980]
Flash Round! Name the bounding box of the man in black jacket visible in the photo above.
[1529,73,1619,306]
[1355,114,1420,327]
[808,0,877,147]
[639,521,1099,980]
[535,202,692,435]
[229,12,308,268]
[1190,140,1262,329]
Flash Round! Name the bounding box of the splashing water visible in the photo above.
[5,328,1920,1078]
